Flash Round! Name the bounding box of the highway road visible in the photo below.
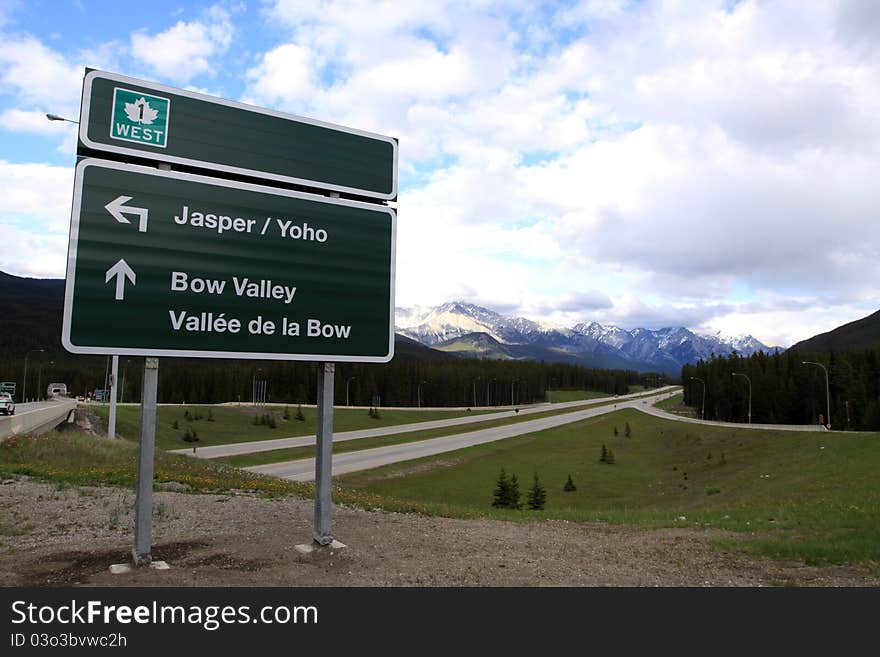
[634,403,829,432]
[245,389,683,481]
[171,386,681,459]
[0,398,78,442]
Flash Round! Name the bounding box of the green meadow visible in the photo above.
[88,404,491,451]
[337,409,880,566]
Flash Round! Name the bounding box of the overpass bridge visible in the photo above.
[0,398,78,443]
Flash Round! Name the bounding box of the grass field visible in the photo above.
[217,391,673,468]
[547,389,611,403]
[217,403,611,468]
[653,393,698,417]
[89,404,491,451]
[8,396,875,568]
[0,432,305,498]
[336,409,880,566]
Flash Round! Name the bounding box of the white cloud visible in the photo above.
[0,108,60,135]
[244,43,317,106]
[130,6,234,84]
[0,222,68,279]
[0,160,73,231]
[0,35,82,105]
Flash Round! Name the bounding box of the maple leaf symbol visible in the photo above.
[124,97,159,125]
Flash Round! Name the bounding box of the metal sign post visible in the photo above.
[108,355,118,439]
[132,357,158,565]
[313,363,335,545]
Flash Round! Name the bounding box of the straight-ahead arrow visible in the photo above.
[105,259,136,300]
[105,195,149,232]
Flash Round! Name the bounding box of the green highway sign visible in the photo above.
[78,70,398,200]
[62,159,396,362]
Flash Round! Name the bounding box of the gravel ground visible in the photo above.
[1,477,878,587]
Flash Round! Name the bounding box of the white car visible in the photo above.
[0,393,14,416]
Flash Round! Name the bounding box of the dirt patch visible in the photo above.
[1,477,878,587]
[373,458,462,479]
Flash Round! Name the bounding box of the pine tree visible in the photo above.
[563,473,577,492]
[508,474,522,509]
[296,404,305,421]
[492,469,510,508]
[283,406,290,420]
[527,474,546,510]
[613,426,618,437]
[600,444,608,463]
[606,448,616,464]
[624,421,632,438]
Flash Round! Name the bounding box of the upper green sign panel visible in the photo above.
[79,70,398,200]
[63,159,396,362]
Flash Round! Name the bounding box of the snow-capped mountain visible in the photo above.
[395,301,775,374]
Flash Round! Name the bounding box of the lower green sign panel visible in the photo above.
[63,159,396,362]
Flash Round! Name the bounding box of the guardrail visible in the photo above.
[0,399,78,443]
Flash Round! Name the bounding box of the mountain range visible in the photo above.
[396,301,776,375]
[0,271,782,375]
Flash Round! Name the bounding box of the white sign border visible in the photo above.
[62,158,396,364]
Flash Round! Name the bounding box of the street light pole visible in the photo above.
[22,348,44,403]
[802,361,831,430]
[46,113,79,124]
[37,360,53,402]
[346,376,356,406]
[732,372,751,425]
[688,376,705,420]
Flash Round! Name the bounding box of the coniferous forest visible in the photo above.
[681,349,880,431]
[0,349,644,408]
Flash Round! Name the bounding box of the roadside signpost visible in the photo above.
[63,69,398,566]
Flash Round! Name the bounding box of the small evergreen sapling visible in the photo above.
[508,474,522,509]
[563,473,577,492]
[527,474,546,510]
[492,469,511,508]
[624,421,632,438]
[296,405,306,421]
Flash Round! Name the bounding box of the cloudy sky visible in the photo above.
[1,0,878,347]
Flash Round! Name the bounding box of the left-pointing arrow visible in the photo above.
[105,259,136,301]
[105,195,149,233]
